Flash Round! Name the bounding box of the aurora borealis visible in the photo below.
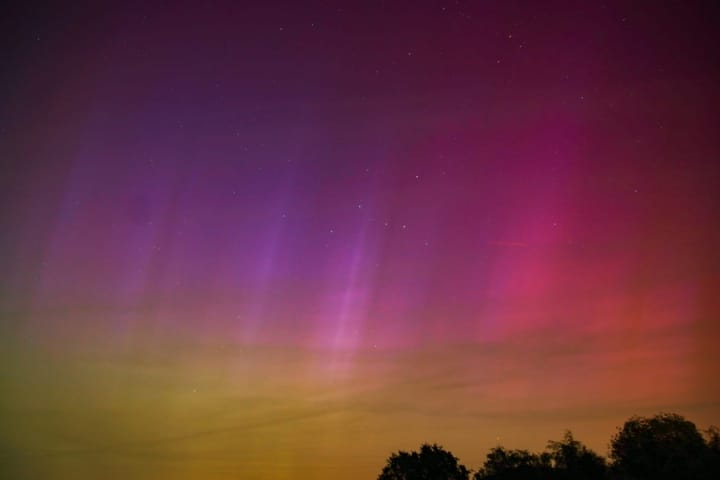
[1,1,719,479]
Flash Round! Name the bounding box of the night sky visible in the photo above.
[1,1,719,479]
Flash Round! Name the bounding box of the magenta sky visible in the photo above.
[1,1,719,479]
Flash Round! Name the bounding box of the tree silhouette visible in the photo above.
[377,443,470,480]
[376,413,718,480]
[546,430,605,480]
[704,426,720,479]
[474,432,604,480]
[609,412,708,480]
[474,446,551,479]
[706,426,720,451]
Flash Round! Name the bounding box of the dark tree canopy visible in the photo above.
[474,431,605,480]
[474,446,551,480]
[377,443,470,480]
[705,426,720,478]
[546,431,606,480]
[609,412,708,480]
[377,413,718,480]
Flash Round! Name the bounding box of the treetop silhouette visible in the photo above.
[378,443,470,480]
[377,413,719,480]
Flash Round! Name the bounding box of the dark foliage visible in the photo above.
[474,431,605,480]
[546,431,606,480]
[705,426,720,479]
[377,443,470,480]
[474,446,552,480]
[377,413,719,480]
[609,413,708,480]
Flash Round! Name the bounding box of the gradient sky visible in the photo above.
[1,1,719,479]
